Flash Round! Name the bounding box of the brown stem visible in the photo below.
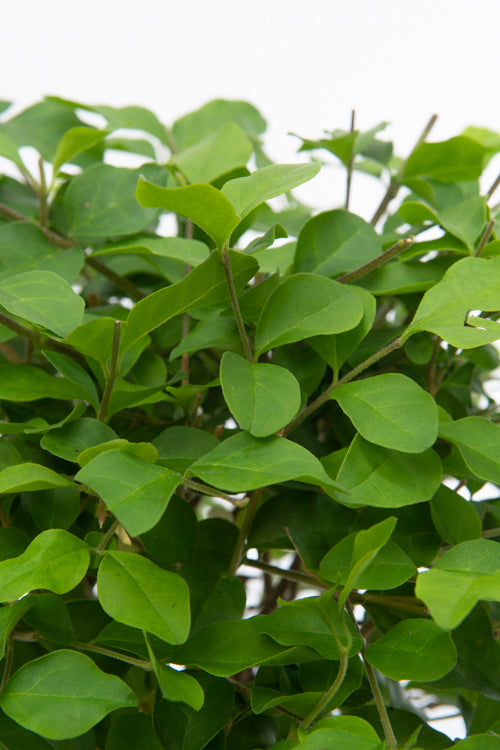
[371,114,438,226]
[475,218,496,257]
[487,173,500,201]
[337,236,414,284]
[283,336,402,436]
[244,557,328,589]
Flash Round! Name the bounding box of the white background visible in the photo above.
[3,0,500,740]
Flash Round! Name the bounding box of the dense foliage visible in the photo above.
[0,96,500,749]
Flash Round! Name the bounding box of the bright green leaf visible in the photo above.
[77,438,158,467]
[431,485,481,544]
[52,127,110,175]
[92,235,209,266]
[0,463,73,494]
[145,633,204,710]
[40,418,117,462]
[403,136,486,183]
[171,122,252,184]
[439,416,500,485]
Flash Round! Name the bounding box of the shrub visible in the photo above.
[0,97,500,749]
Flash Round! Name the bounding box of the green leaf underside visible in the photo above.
[97,551,190,644]
[416,539,500,630]
[255,273,364,355]
[76,450,182,536]
[335,435,442,507]
[0,270,84,338]
[220,352,301,437]
[403,256,500,347]
[365,619,457,681]
[0,650,136,740]
[188,431,343,497]
[0,529,89,602]
[439,416,500,485]
[122,249,257,353]
[333,373,438,453]
[92,235,209,266]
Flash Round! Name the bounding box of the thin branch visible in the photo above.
[283,336,402,436]
[303,645,349,730]
[95,518,121,553]
[0,643,14,690]
[363,656,398,749]
[244,557,328,588]
[221,247,253,361]
[72,641,153,670]
[475,218,496,257]
[38,157,48,228]
[98,320,122,422]
[371,114,438,226]
[182,477,248,506]
[0,202,145,301]
[487,172,500,201]
[345,109,355,211]
[337,236,414,284]
[229,489,262,575]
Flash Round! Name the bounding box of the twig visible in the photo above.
[0,643,14,690]
[0,310,88,368]
[98,320,122,422]
[371,114,438,226]
[38,157,48,228]
[487,173,500,201]
[362,655,398,750]
[72,641,153,670]
[95,518,121,553]
[475,218,496,257]
[283,336,402,436]
[229,489,262,575]
[337,236,414,284]
[244,557,328,589]
[221,246,253,361]
[182,477,248,506]
[345,109,355,211]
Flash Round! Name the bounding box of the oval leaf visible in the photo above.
[365,619,457,681]
[97,551,190,644]
[255,274,363,356]
[0,650,136,740]
[438,416,500,485]
[332,373,438,453]
[0,529,89,602]
[0,270,84,338]
[220,352,301,437]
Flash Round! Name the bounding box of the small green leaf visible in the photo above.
[145,634,204,710]
[416,539,500,630]
[188,431,343,497]
[0,597,35,659]
[171,122,252,184]
[402,136,487,183]
[335,435,442,507]
[0,270,84,338]
[52,127,110,175]
[255,273,363,356]
[403,256,500,347]
[93,103,168,142]
[451,737,500,750]
[0,130,25,169]
[0,650,136,740]
[76,449,182,536]
[40,418,117,462]
[430,485,481,544]
[438,416,500,485]
[220,352,301,437]
[0,364,86,402]
[294,209,382,277]
[365,618,457,681]
[136,178,240,248]
[0,529,89,602]
[92,235,209,266]
[0,463,73,494]
[332,373,438,453]
[153,426,219,474]
[77,438,158,467]
[122,250,257,353]
[221,162,320,220]
[97,551,190,644]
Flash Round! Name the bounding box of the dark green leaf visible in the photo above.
[40,418,117,462]
[0,364,87,402]
[439,416,500,485]
[0,463,73,494]
[431,485,481,544]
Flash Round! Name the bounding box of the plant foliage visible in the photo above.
[0,97,499,748]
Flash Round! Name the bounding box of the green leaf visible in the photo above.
[438,416,500,485]
[52,127,110,175]
[62,163,167,244]
[105,713,162,750]
[62,317,117,368]
[97,550,190,644]
[0,364,86,402]
[0,463,73,493]
[398,197,487,252]
[77,438,158,467]
[153,426,219,474]
[416,540,500,630]
[43,350,99,409]
[92,103,167,142]
[332,373,439,453]
[365,618,457,681]
[136,178,240,248]
[320,526,415,592]
[172,98,266,149]
[171,122,252,184]
[340,517,397,606]
[221,162,320,220]
[220,352,301,437]
[30,486,81,531]
[145,634,204,710]
[0,270,84,338]
[335,435,442,507]
[402,136,487,183]
[430,485,481,544]
[452,737,500,750]
[75,449,182,536]
[169,314,239,361]
[0,596,35,659]
[403,257,500,347]
[122,249,257,353]
[297,719,382,750]
[2,100,82,160]
[92,235,209,266]
[255,273,363,356]
[0,649,136,740]
[188,431,343,497]
[294,209,382,277]
[0,223,83,283]
[0,529,89,602]
[40,418,117,462]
